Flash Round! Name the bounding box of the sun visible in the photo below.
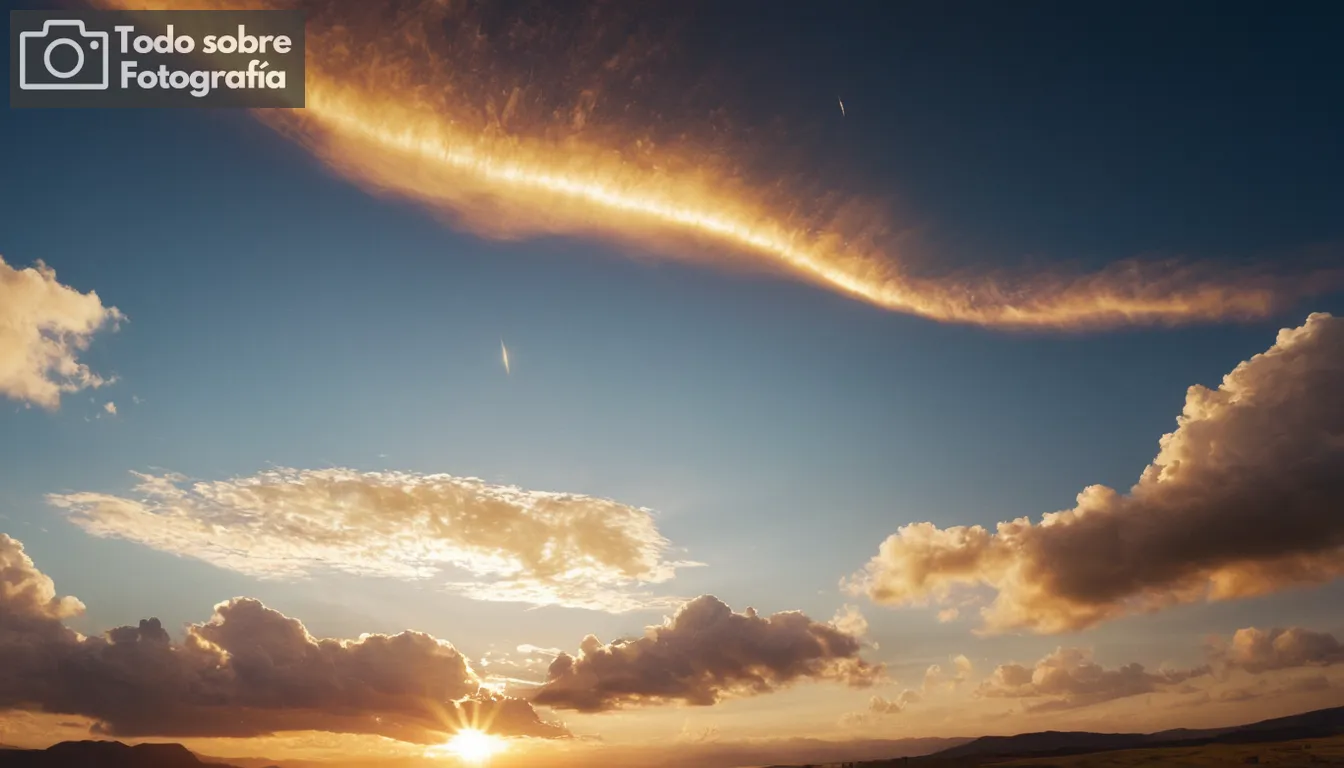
[442,728,506,764]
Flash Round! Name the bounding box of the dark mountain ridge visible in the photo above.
[0,741,265,768]
[918,704,1344,764]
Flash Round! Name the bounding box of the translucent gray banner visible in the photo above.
[10,10,305,108]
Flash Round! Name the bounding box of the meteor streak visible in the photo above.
[99,0,1339,330]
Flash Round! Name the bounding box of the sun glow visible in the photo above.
[441,728,506,764]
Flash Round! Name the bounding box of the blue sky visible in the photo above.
[2,0,1343,758]
[3,105,1339,652]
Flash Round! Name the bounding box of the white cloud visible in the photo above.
[831,604,870,638]
[48,468,695,612]
[0,533,86,622]
[847,314,1344,633]
[0,257,123,409]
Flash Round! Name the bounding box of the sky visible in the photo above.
[2,1,1344,766]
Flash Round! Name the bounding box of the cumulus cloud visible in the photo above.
[839,689,922,728]
[102,401,116,415]
[531,595,881,712]
[869,689,922,714]
[0,534,86,624]
[1210,626,1344,673]
[0,257,123,409]
[846,313,1344,633]
[48,468,695,612]
[831,604,870,638]
[977,647,1209,712]
[0,534,568,743]
[923,654,974,692]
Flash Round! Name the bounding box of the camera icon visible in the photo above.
[18,20,109,91]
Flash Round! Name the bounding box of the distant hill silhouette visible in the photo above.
[915,704,1344,765]
[0,741,272,768]
[931,729,1184,760]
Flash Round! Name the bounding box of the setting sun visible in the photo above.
[442,729,506,764]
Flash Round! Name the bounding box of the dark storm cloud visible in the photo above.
[0,534,568,743]
[848,313,1344,633]
[532,595,881,712]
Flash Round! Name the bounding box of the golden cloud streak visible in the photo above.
[102,0,1338,329]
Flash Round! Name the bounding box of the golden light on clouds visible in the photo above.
[0,534,571,744]
[0,256,123,409]
[5,524,1344,761]
[848,313,1344,633]
[533,595,881,712]
[260,82,1324,330]
[49,468,693,612]
[94,0,1339,331]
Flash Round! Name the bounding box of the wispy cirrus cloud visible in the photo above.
[847,313,1344,633]
[48,468,698,612]
[0,256,123,410]
[90,1,1344,331]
